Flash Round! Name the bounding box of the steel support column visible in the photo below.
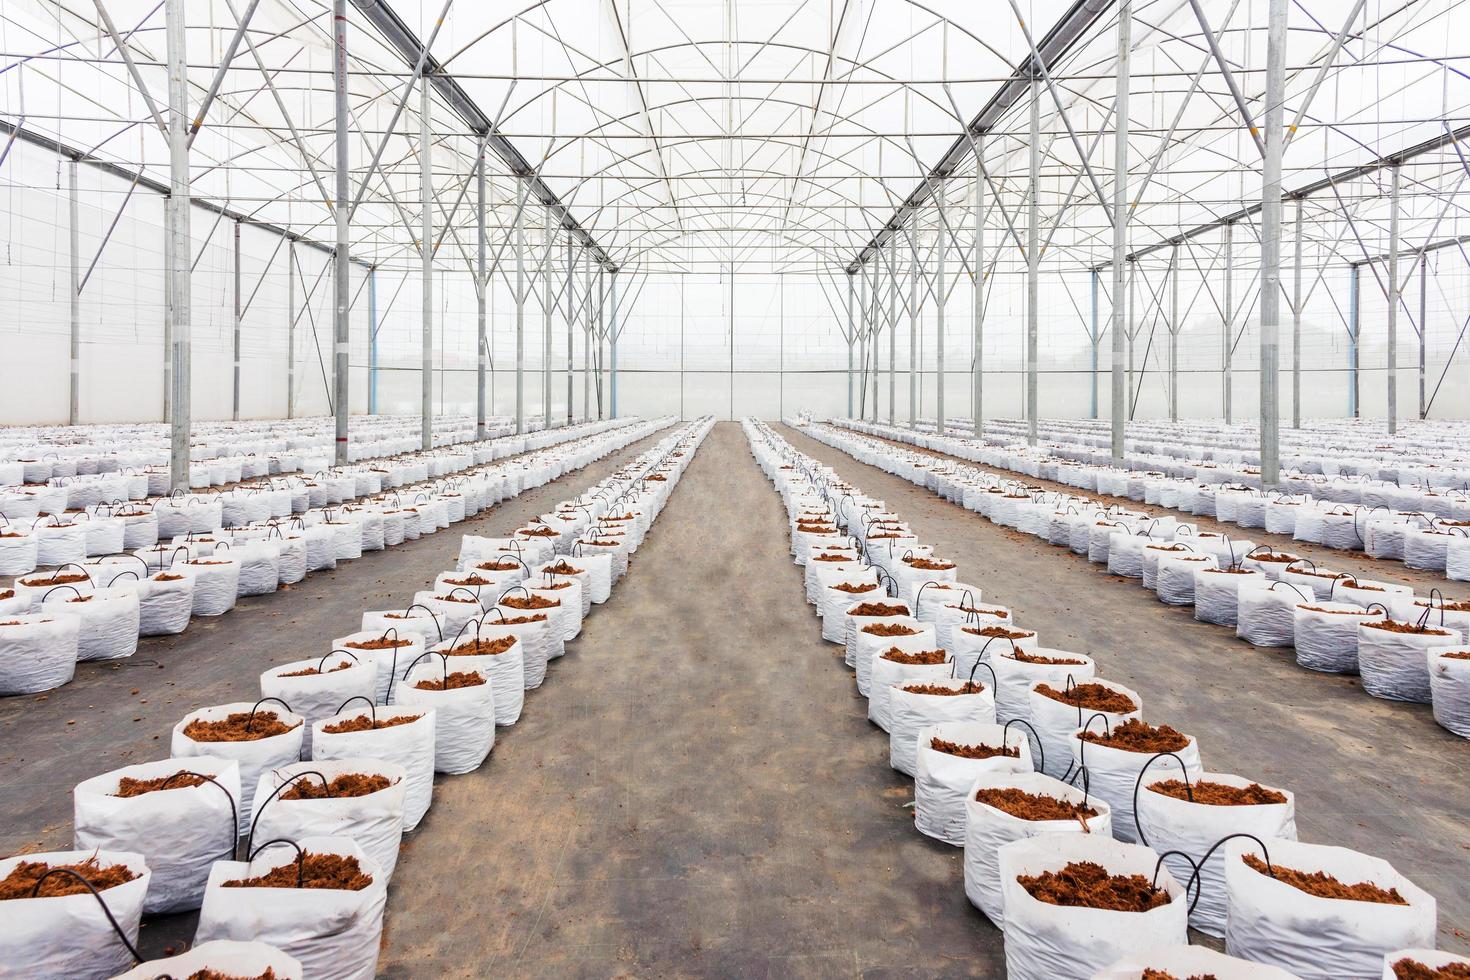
[165,0,191,490]
[232,218,242,421]
[566,239,575,425]
[1292,196,1304,427]
[1109,0,1129,464]
[419,79,433,451]
[909,217,919,428]
[609,271,619,418]
[368,267,378,414]
[1170,244,1180,421]
[1090,269,1100,419]
[1349,264,1360,417]
[515,176,526,434]
[543,203,553,428]
[857,263,868,418]
[333,0,351,462]
[936,183,947,436]
[1386,163,1401,434]
[475,136,488,439]
[888,227,897,425]
[1026,79,1039,445]
[287,239,295,419]
[973,149,984,437]
[1223,221,1234,423]
[1419,256,1428,419]
[1259,0,1286,486]
[846,271,854,417]
[68,160,80,426]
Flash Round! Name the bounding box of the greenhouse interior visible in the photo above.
[1,0,1468,977]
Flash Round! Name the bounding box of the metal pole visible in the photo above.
[1259,0,1286,487]
[1089,269,1100,420]
[68,159,80,426]
[165,0,190,490]
[1170,244,1180,421]
[1026,77,1039,445]
[515,176,526,434]
[287,239,295,419]
[232,218,241,421]
[909,216,919,428]
[368,267,378,414]
[584,250,592,420]
[543,203,553,428]
[609,270,619,418]
[858,262,868,418]
[475,136,488,439]
[1387,163,1400,435]
[1127,259,1136,416]
[1292,196,1304,428]
[333,0,350,463]
[936,182,947,436]
[1110,0,1129,464]
[419,79,433,451]
[889,226,897,425]
[846,271,854,417]
[973,148,984,437]
[1419,254,1428,419]
[566,239,574,425]
[870,259,880,420]
[1349,264,1360,418]
[1223,221,1234,423]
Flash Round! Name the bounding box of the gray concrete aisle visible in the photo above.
[378,421,1000,978]
[781,423,1470,956]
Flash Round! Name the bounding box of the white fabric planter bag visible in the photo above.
[1141,544,1193,591]
[431,631,526,725]
[393,663,495,774]
[179,558,240,616]
[538,561,594,617]
[483,612,551,688]
[1448,537,1470,581]
[1070,727,1202,844]
[1194,569,1265,626]
[1365,518,1409,560]
[334,629,426,705]
[1095,945,1298,979]
[303,524,338,571]
[496,596,566,659]
[260,655,377,757]
[113,940,302,980]
[853,620,933,696]
[888,680,996,777]
[73,756,240,914]
[571,550,614,603]
[195,836,388,980]
[311,706,436,832]
[229,541,281,597]
[1237,582,1313,648]
[1028,678,1141,780]
[1380,949,1470,978]
[893,558,958,606]
[80,517,126,556]
[137,569,195,636]
[914,721,1033,846]
[1357,621,1454,702]
[1107,532,1153,578]
[578,538,628,581]
[1157,554,1217,605]
[1223,837,1436,980]
[14,570,98,611]
[933,599,1014,653]
[322,520,363,561]
[525,578,583,640]
[0,527,39,575]
[963,770,1113,928]
[1281,568,1343,602]
[912,580,982,625]
[250,759,407,880]
[805,554,863,604]
[842,604,912,667]
[347,510,386,551]
[951,624,1038,680]
[1333,579,1413,610]
[42,586,140,662]
[1429,647,1470,737]
[0,848,150,980]
[0,587,26,617]
[275,534,308,585]
[376,509,407,547]
[997,834,1188,980]
[412,591,483,637]
[1241,554,1300,581]
[0,613,79,694]
[35,521,88,566]
[990,649,1096,727]
[1294,602,1385,673]
[1266,501,1304,536]
[1135,771,1297,937]
[171,701,306,835]
[360,608,445,647]
[1321,512,1364,551]
[819,583,880,640]
[867,652,952,731]
[1090,521,1128,563]
[1403,529,1453,571]
[1392,597,1470,643]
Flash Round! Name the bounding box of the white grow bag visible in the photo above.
[171,701,305,836]
[0,613,79,695]
[887,678,996,777]
[249,758,407,880]
[997,834,1188,980]
[914,721,1032,846]
[112,940,302,980]
[0,848,150,980]
[393,662,496,773]
[311,705,436,833]
[1429,646,1470,737]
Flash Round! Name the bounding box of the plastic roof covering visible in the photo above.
[2,0,1469,277]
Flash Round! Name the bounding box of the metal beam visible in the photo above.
[333,0,351,462]
[1387,163,1401,434]
[1259,0,1285,486]
[165,0,190,490]
[1099,123,1470,269]
[848,0,1112,272]
[232,218,242,421]
[475,136,488,439]
[1109,0,1128,464]
[68,160,80,426]
[1026,77,1040,446]
[420,77,433,451]
[515,176,526,434]
[846,271,855,416]
[973,147,984,437]
[935,186,946,435]
[350,0,616,272]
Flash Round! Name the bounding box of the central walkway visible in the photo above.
[380,422,999,978]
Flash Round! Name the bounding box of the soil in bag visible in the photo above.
[281,773,392,800]
[881,648,947,665]
[223,852,373,891]
[412,671,486,691]
[1034,682,1137,714]
[1016,860,1170,911]
[975,787,1098,821]
[929,737,1017,760]
[1148,780,1285,805]
[1079,718,1189,753]
[904,682,986,696]
[322,713,422,734]
[0,856,139,899]
[1241,854,1406,904]
[1391,958,1470,979]
[113,771,208,797]
[184,711,297,742]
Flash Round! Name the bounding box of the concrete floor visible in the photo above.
[781,422,1470,956]
[5,419,1464,975]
